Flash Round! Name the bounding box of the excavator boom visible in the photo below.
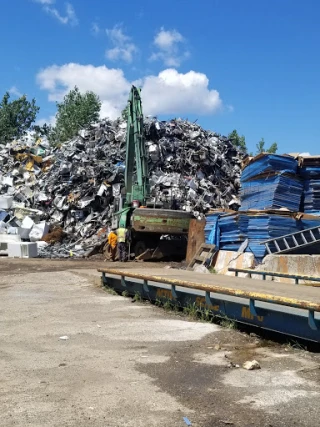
[125,86,149,205]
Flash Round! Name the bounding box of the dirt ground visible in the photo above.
[1,258,320,427]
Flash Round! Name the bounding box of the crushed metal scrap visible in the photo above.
[0,118,244,257]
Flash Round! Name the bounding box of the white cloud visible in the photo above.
[36,115,57,127]
[36,1,78,26]
[36,63,223,119]
[141,69,222,115]
[106,26,130,45]
[91,22,101,35]
[151,28,189,67]
[154,28,184,50]
[150,50,190,68]
[45,3,78,26]
[8,86,22,97]
[105,25,137,63]
[36,63,130,119]
[106,46,137,63]
[33,0,55,4]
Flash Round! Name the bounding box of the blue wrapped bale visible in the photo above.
[218,213,246,251]
[240,154,302,212]
[205,211,222,248]
[299,164,320,214]
[241,154,298,182]
[240,173,303,211]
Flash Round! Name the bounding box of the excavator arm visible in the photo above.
[125,86,149,205]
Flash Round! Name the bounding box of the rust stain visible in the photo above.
[279,256,290,284]
[278,256,286,273]
[186,219,205,264]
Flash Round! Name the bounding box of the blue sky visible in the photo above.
[1,0,320,154]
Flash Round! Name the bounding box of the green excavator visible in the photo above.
[112,85,191,259]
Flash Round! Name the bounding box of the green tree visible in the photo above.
[256,138,278,154]
[31,122,58,146]
[228,129,247,151]
[0,92,39,144]
[32,123,53,138]
[54,86,101,142]
[256,137,265,154]
[121,106,128,121]
[267,142,278,153]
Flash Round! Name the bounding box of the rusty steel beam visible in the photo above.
[98,268,320,312]
[131,208,191,234]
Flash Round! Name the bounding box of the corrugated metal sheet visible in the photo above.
[204,154,320,262]
[240,173,303,211]
[240,154,303,212]
[300,164,320,214]
[241,154,298,182]
[218,213,246,251]
[205,210,320,261]
[205,212,222,248]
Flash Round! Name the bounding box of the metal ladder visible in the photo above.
[262,225,320,254]
[187,243,217,270]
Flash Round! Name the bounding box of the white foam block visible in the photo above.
[8,242,38,258]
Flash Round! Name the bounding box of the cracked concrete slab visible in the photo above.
[1,260,320,427]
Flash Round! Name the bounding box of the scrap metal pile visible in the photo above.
[144,118,242,211]
[0,118,244,257]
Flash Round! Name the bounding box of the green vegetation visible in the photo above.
[0,86,101,145]
[228,130,278,155]
[119,290,238,328]
[54,86,101,142]
[103,285,118,295]
[256,137,278,154]
[228,129,247,151]
[121,106,128,121]
[183,301,200,319]
[0,92,39,144]
[219,315,237,330]
[133,291,142,302]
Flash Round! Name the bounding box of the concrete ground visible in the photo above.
[0,258,320,427]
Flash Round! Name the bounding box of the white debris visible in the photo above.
[29,221,50,242]
[193,265,210,274]
[243,360,261,370]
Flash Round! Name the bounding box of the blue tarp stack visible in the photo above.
[205,154,320,261]
[246,213,303,259]
[205,210,311,261]
[240,174,303,211]
[205,212,221,248]
[241,154,298,181]
[299,217,320,235]
[218,213,247,251]
[245,214,271,258]
[240,154,303,211]
[299,157,320,214]
[204,210,308,260]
